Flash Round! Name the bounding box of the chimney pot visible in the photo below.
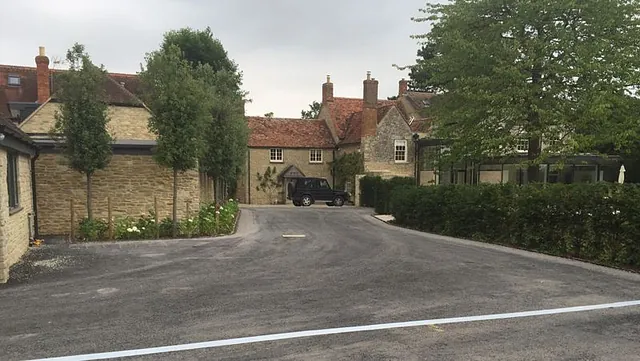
[322,74,334,104]
[399,78,409,96]
[366,71,371,80]
[35,46,51,103]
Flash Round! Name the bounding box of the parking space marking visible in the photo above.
[27,300,640,361]
[282,234,306,238]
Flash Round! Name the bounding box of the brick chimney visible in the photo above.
[35,46,50,103]
[399,78,408,96]
[322,75,333,104]
[361,71,378,138]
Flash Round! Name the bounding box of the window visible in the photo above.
[309,149,322,163]
[394,139,408,163]
[7,153,19,209]
[269,148,283,163]
[7,75,20,86]
[516,139,529,153]
[319,179,330,189]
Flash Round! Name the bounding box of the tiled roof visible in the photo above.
[0,115,36,147]
[327,97,395,139]
[247,116,335,148]
[0,64,143,109]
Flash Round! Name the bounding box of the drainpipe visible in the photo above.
[247,149,251,204]
[31,149,40,239]
[332,146,337,189]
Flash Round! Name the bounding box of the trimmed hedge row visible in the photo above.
[390,183,640,269]
[360,176,415,214]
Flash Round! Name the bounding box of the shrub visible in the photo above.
[77,218,108,241]
[77,198,240,241]
[389,183,640,270]
[359,175,415,213]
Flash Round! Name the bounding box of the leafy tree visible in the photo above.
[139,44,212,236]
[162,27,238,78]
[264,112,274,118]
[51,43,112,221]
[301,101,321,119]
[330,152,364,190]
[256,167,281,204]
[387,96,399,101]
[162,27,249,199]
[408,0,640,182]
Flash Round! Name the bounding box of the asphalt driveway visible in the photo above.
[1,206,639,360]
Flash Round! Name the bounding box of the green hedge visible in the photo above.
[390,183,640,270]
[360,176,415,213]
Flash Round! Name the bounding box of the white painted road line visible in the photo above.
[26,300,640,361]
[282,234,306,238]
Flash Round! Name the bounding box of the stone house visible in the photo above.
[239,72,430,204]
[236,116,335,204]
[0,116,38,283]
[1,47,213,237]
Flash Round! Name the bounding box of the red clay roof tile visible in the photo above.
[247,116,335,148]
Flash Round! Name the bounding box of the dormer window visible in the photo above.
[7,75,20,86]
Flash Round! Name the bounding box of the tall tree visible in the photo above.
[139,44,212,236]
[409,0,640,182]
[301,101,321,119]
[52,43,112,221]
[162,27,249,195]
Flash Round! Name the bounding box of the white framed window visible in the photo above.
[309,149,322,163]
[269,148,283,163]
[394,139,408,163]
[516,139,529,153]
[7,75,20,86]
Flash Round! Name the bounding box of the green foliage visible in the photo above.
[301,101,321,119]
[197,67,249,183]
[162,27,249,183]
[256,167,281,204]
[77,218,108,242]
[162,27,239,80]
[139,44,211,172]
[407,0,640,177]
[330,152,364,190]
[264,112,274,118]
[77,199,240,241]
[390,183,640,269]
[359,176,415,213]
[52,43,113,220]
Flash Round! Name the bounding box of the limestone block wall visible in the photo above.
[0,151,34,283]
[34,153,200,236]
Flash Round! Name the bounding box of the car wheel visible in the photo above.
[293,200,301,207]
[333,196,345,207]
[301,195,313,207]
[326,202,334,206]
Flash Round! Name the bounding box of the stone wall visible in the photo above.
[34,153,200,236]
[362,107,415,177]
[246,147,334,204]
[0,150,34,283]
[21,103,155,140]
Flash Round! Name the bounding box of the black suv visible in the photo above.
[287,177,349,207]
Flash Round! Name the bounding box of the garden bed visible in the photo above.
[75,199,240,242]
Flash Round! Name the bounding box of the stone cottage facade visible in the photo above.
[239,72,431,204]
[1,47,213,236]
[0,117,37,283]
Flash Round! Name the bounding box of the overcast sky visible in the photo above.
[0,0,439,118]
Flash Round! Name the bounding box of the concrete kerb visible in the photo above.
[363,212,640,282]
[68,209,252,249]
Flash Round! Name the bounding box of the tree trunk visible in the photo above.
[172,168,178,237]
[527,136,542,184]
[86,172,93,221]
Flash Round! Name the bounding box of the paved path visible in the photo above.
[1,207,639,360]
